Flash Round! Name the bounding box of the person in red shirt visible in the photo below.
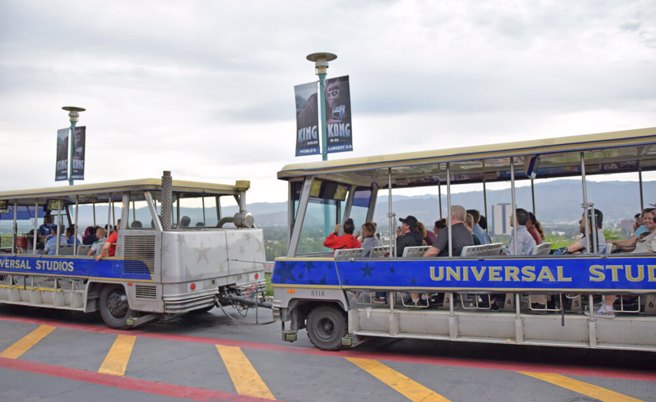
[323,218,361,251]
[96,219,120,260]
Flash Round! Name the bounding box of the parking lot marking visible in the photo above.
[0,324,55,359]
[98,335,136,376]
[216,345,276,400]
[0,357,274,402]
[519,371,643,402]
[347,357,450,402]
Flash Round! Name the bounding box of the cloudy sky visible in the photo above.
[1,0,654,203]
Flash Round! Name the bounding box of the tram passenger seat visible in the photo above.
[459,243,504,310]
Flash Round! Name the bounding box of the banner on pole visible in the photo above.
[55,128,68,181]
[71,126,86,180]
[294,81,320,156]
[325,75,353,154]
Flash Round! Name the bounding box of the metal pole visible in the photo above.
[318,73,331,236]
[580,152,592,253]
[638,165,644,212]
[388,168,395,257]
[438,182,443,219]
[510,157,518,255]
[530,178,536,215]
[446,163,453,257]
[68,120,76,186]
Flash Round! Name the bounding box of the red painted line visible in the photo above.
[0,357,273,402]
[1,314,655,382]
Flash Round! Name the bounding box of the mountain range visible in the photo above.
[240,180,655,228]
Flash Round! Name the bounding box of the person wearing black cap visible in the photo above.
[396,215,423,257]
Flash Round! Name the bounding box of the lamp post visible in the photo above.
[62,106,85,186]
[306,53,337,236]
[306,52,337,161]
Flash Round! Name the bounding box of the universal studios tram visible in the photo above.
[0,172,266,329]
[271,127,656,352]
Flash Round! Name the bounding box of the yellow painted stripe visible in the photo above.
[520,371,643,402]
[347,357,450,402]
[98,335,136,376]
[216,345,275,400]
[0,325,55,359]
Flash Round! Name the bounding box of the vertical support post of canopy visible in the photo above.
[530,178,536,216]
[510,157,518,255]
[387,168,395,257]
[446,163,453,257]
[73,196,79,255]
[580,152,592,253]
[638,164,644,212]
[438,181,443,220]
[11,201,17,254]
[32,202,38,255]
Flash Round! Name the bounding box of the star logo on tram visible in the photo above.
[194,240,211,264]
[360,263,374,278]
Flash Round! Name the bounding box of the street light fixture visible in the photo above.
[306,52,337,162]
[62,106,85,186]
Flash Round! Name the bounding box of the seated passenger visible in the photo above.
[96,219,120,260]
[361,222,382,257]
[179,216,191,228]
[566,208,606,254]
[465,213,481,245]
[82,226,98,245]
[505,208,536,256]
[131,220,143,229]
[565,209,614,318]
[418,221,436,246]
[608,208,655,252]
[88,227,107,257]
[323,218,361,252]
[467,209,491,245]
[37,214,55,246]
[66,225,81,245]
[632,211,656,254]
[526,212,544,245]
[44,225,67,255]
[424,205,473,257]
[396,216,423,257]
[433,218,446,239]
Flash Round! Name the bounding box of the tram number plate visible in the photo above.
[310,290,325,297]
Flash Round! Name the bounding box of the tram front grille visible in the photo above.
[135,284,157,299]
[123,234,156,274]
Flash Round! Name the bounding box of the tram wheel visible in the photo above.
[99,285,134,329]
[307,305,347,351]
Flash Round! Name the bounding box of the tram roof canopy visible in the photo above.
[0,178,250,203]
[278,127,656,188]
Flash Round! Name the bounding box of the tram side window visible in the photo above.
[175,195,220,228]
[292,180,345,255]
[126,198,152,230]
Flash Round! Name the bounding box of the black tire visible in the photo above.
[306,305,347,351]
[99,285,134,329]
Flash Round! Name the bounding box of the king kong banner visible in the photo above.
[71,126,86,180]
[55,128,68,181]
[324,75,352,154]
[294,81,320,156]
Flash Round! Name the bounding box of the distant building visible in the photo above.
[491,203,513,235]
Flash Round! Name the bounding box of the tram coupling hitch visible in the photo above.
[223,294,273,309]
